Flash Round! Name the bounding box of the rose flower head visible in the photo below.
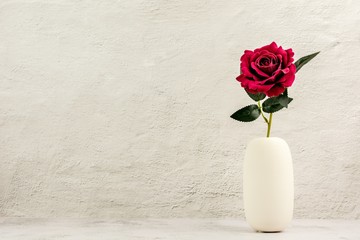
[236,42,296,97]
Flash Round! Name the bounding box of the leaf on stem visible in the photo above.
[262,89,293,112]
[295,51,320,72]
[283,88,288,97]
[262,97,283,113]
[230,104,261,122]
[245,90,266,101]
[278,94,293,108]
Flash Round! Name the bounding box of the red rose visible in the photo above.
[236,42,296,97]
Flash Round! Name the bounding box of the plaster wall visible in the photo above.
[0,0,359,218]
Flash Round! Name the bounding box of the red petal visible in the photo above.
[266,86,285,97]
[281,73,295,87]
[247,80,274,92]
[240,51,254,77]
[286,48,295,64]
[251,62,269,78]
[258,42,278,53]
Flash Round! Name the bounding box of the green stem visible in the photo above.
[266,113,273,138]
[258,101,268,124]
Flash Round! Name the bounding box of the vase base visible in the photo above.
[256,230,282,233]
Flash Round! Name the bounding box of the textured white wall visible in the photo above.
[0,0,359,218]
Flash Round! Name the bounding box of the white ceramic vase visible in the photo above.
[243,137,294,232]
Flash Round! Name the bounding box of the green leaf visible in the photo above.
[278,94,293,108]
[262,93,294,113]
[262,97,284,113]
[295,51,320,72]
[230,104,261,122]
[283,88,288,97]
[245,90,266,101]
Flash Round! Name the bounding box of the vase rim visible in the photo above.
[252,137,284,140]
[248,137,287,145]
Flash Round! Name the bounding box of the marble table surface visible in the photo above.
[0,218,359,240]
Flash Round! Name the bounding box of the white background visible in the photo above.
[0,0,359,218]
